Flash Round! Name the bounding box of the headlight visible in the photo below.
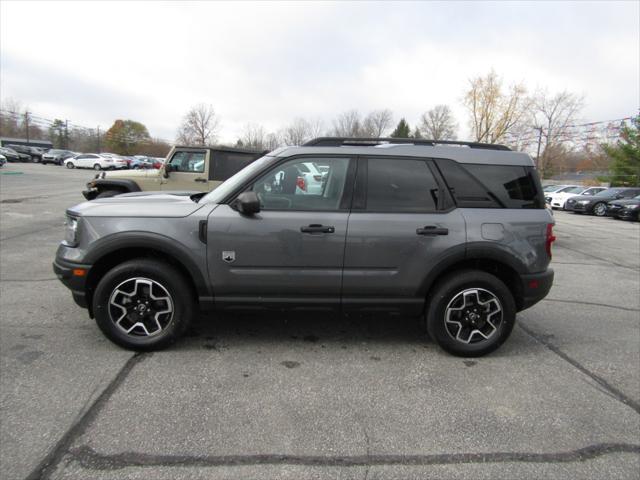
[64,215,79,246]
[625,204,640,209]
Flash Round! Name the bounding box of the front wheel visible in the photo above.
[93,164,102,170]
[66,162,74,169]
[593,202,607,216]
[93,259,195,350]
[425,270,516,357]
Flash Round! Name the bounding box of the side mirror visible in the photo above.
[236,191,261,215]
[163,163,172,178]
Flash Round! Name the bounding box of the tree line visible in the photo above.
[1,69,636,183]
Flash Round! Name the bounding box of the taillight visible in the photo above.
[545,223,556,258]
[296,176,307,191]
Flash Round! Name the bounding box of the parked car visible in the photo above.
[64,153,128,170]
[42,149,75,165]
[606,195,640,221]
[565,187,640,216]
[546,186,607,210]
[0,147,23,162]
[0,154,6,167]
[5,144,44,162]
[542,184,570,193]
[82,146,263,200]
[54,137,554,356]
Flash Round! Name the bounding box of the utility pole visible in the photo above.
[96,126,101,153]
[25,111,30,143]
[534,126,544,170]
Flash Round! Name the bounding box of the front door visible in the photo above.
[207,156,354,311]
[163,150,209,191]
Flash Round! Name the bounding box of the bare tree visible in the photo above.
[419,105,458,141]
[463,70,530,143]
[280,118,318,146]
[176,103,220,146]
[264,133,280,151]
[363,109,394,137]
[532,90,585,177]
[240,123,267,150]
[331,110,363,137]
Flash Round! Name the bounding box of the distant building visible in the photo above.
[0,137,53,149]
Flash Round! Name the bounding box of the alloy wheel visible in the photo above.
[108,277,174,337]
[444,288,503,344]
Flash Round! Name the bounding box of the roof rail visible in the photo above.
[303,137,511,151]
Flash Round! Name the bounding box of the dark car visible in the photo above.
[565,187,640,216]
[42,149,76,165]
[5,144,43,162]
[0,147,26,162]
[607,195,640,221]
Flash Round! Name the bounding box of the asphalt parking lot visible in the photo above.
[1,162,639,480]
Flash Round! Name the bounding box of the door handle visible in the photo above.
[417,226,449,236]
[300,224,335,234]
[194,178,207,183]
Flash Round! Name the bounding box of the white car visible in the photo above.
[547,186,607,210]
[64,153,128,170]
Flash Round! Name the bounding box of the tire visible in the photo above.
[425,270,516,357]
[93,164,102,170]
[93,259,195,351]
[95,190,122,199]
[593,202,607,216]
[66,162,74,169]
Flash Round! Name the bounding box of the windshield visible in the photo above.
[596,188,622,197]
[201,154,276,204]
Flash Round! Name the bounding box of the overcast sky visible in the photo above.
[1,1,638,144]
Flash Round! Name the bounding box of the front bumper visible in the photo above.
[53,257,92,309]
[614,208,640,220]
[518,269,554,311]
[571,202,592,213]
[82,188,98,200]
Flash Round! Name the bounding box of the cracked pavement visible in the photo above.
[1,163,639,479]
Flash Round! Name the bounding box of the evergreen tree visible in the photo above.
[412,127,422,139]
[390,118,411,138]
[603,115,640,187]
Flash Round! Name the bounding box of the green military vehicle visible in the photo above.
[82,146,264,200]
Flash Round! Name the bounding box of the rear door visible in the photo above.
[207,156,354,311]
[342,156,466,316]
[163,150,209,191]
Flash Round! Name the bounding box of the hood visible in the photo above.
[101,168,162,179]
[608,198,640,206]
[67,191,209,218]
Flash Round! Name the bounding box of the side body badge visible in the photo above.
[222,251,236,263]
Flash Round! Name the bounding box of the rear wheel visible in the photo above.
[425,270,516,357]
[66,162,74,169]
[593,202,607,216]
[93,164,102,170]
[93,259,195,350]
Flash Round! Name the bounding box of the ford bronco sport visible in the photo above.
[82,145,263,200]
[54,137,554,356]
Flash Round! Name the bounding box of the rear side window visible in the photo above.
[211,152,258,181]
[366,158,438,212]
[435,159,542,209]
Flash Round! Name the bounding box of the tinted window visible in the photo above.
[211,152,258,181]
[434,159,498,208]
[464,164,541,209]
[366,158,438,212]
[252,157,349,211]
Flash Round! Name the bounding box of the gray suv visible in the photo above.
[53,137,555,356]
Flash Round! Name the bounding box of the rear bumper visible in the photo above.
[53,258,92,309]
[518,268,554,311]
